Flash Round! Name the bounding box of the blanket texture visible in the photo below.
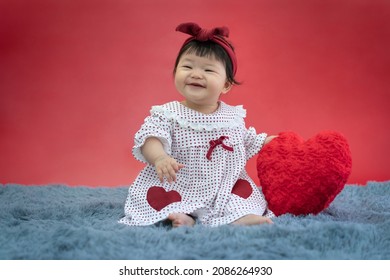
[0,181,389,260]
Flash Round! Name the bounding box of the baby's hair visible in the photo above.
[173,40,241,85]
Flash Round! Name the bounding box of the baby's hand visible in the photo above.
[264,135,278,145]
[154,155,184,183]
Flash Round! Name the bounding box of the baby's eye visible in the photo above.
[182,65,192,69]
[205,69,215,73]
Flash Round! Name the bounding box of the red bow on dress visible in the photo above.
[206,136,234,160]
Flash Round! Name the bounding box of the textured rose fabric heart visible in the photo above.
[257,131,352,216]
[146,186,182,211]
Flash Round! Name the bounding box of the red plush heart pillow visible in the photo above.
[257,131,352,216]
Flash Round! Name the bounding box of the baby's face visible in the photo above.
[174,53,231,112]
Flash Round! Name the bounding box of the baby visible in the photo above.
[119,22,275,227]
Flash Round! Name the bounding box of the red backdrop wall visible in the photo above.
[1,0,389,186]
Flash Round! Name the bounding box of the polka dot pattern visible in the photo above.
[119,101,273,227]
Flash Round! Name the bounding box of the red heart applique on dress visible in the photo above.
[231,179,253,199]
[257,131,352,216]
[147,186,182,211]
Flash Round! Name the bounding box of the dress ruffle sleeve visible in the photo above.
[132,109,173,163]
[244,127,267,160]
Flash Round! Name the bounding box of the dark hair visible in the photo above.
[173,40,241,85]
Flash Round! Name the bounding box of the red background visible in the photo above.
[1,0,389,186]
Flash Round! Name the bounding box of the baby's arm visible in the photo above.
[141,137,184,183]
[264,135,278,145]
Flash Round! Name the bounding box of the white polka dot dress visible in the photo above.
[119,101,274,227]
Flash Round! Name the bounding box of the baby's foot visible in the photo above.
[232,214,273,226]
[168,213,195,228]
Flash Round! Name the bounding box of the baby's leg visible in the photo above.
[168,213,195,227]
[232,214,273,226]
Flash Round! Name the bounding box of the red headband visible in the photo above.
[176,22,237,76]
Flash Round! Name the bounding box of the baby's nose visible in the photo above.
[190,69,202,78]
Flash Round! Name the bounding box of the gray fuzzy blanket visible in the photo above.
[0,181,389,259]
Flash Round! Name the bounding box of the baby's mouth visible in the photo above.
[187,82,205,88]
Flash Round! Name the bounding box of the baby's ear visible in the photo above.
[222,82,233,94]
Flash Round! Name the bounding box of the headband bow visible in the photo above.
[176,22,237,75]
